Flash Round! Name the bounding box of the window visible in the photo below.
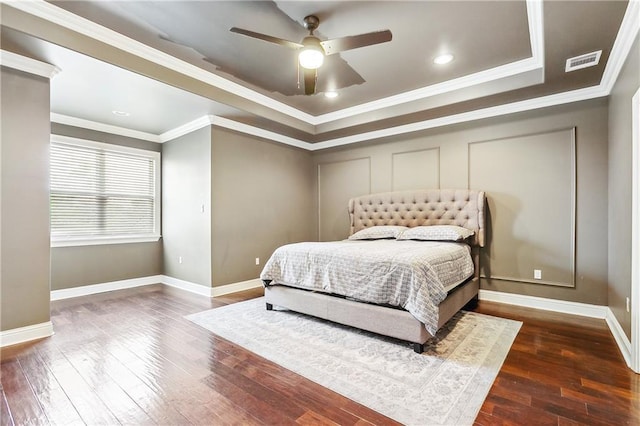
[50,135,160,247]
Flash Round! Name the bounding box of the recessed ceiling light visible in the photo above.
[433,53,454,65]
[112,110,131,117]
[324,91,339,98]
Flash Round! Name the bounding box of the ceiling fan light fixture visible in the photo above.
[299,48,324,69]
[433,53,454,65]
[230,15,391,95]
[299,37,325,69]
[324,91,339,98]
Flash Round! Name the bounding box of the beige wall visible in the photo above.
[49,124,163,290]
[318,157,370,241]
[162,127,212,287]
[469,129,576,287]
[48,124,315,292]
[0,67,51,331]
[211,128,315,286]
[608,34,640,339]
[312,98,609,306]
[51,243,163,290]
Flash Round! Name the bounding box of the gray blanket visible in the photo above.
[260,239,474,334]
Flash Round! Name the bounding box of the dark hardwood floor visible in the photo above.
[1,284,638,425]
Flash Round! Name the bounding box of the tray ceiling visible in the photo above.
[0,1,634,148]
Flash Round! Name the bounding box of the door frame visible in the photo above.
[631,87,639,373]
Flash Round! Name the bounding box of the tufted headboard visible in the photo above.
[348,189,486,247]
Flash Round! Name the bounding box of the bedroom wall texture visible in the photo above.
[211,128,315,287]
[318,157,371,241]
[49,124,163,290]
[162,126,212,287]
[0,67,51,331]
[469,128,576,288]
[608,33,639,339]
[312,98,609,306]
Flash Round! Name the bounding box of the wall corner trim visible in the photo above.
[605,307,633,369]
[0,321,54,348]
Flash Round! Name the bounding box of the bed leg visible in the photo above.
[413,343,424,354]
[464,295,479,310]
[266,303,273,311]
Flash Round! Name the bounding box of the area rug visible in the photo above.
[186,297,521,426]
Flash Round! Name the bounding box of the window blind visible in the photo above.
[50,138,160,243]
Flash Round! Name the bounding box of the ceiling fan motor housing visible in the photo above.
[303,15,320,33]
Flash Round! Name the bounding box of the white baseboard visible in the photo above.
[50,274,263,301]
[160,275,214,297]
[479,289,608,318]
[211,278,263,297]
[0,321,54,347]
[479,289,635,370]
[160,275,262,297]
[51,275,163,301]
[43,281,638,370]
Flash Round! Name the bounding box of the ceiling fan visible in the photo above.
[230,15,392,95]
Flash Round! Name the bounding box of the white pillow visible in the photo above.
[348,226,408,240]
[397,225,474,242]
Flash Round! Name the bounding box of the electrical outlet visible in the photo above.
[626,297,630,313]
[255,257,260,266]
[179,256,183,264]
[533,269,542,280]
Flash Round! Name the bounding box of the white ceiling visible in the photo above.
[47,39,242,135]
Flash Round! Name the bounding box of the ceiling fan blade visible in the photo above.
[230,27,303,50]
[303,68,316,95]
[320,30,392,55]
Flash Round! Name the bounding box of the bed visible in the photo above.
[260,189,486,353]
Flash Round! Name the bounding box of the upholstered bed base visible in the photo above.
[264,189,486,353]
[265,278,478,353]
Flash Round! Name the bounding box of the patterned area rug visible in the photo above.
[186,297,521,426]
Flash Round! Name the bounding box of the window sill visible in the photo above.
[51,235,161,248]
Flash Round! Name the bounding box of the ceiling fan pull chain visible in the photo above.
[314,69,318,95]
[296,59,301,90]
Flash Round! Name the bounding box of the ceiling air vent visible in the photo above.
[565,50,602,72]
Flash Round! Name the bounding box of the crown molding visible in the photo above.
[51,113,162,142]
[600,0,640,94]
[51,84,608,151]
[163,114,314,150]
[6,0,314,123]
[526,0,545,61]
[314,57,543,126]
[8,0,544,129]
[311,0,545,125]
[159,115,213,142]
[310,85,608,150]
[160,115,314,149]
[209,116,314,150]
[39,0,640,151]
[0,49,60,78]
